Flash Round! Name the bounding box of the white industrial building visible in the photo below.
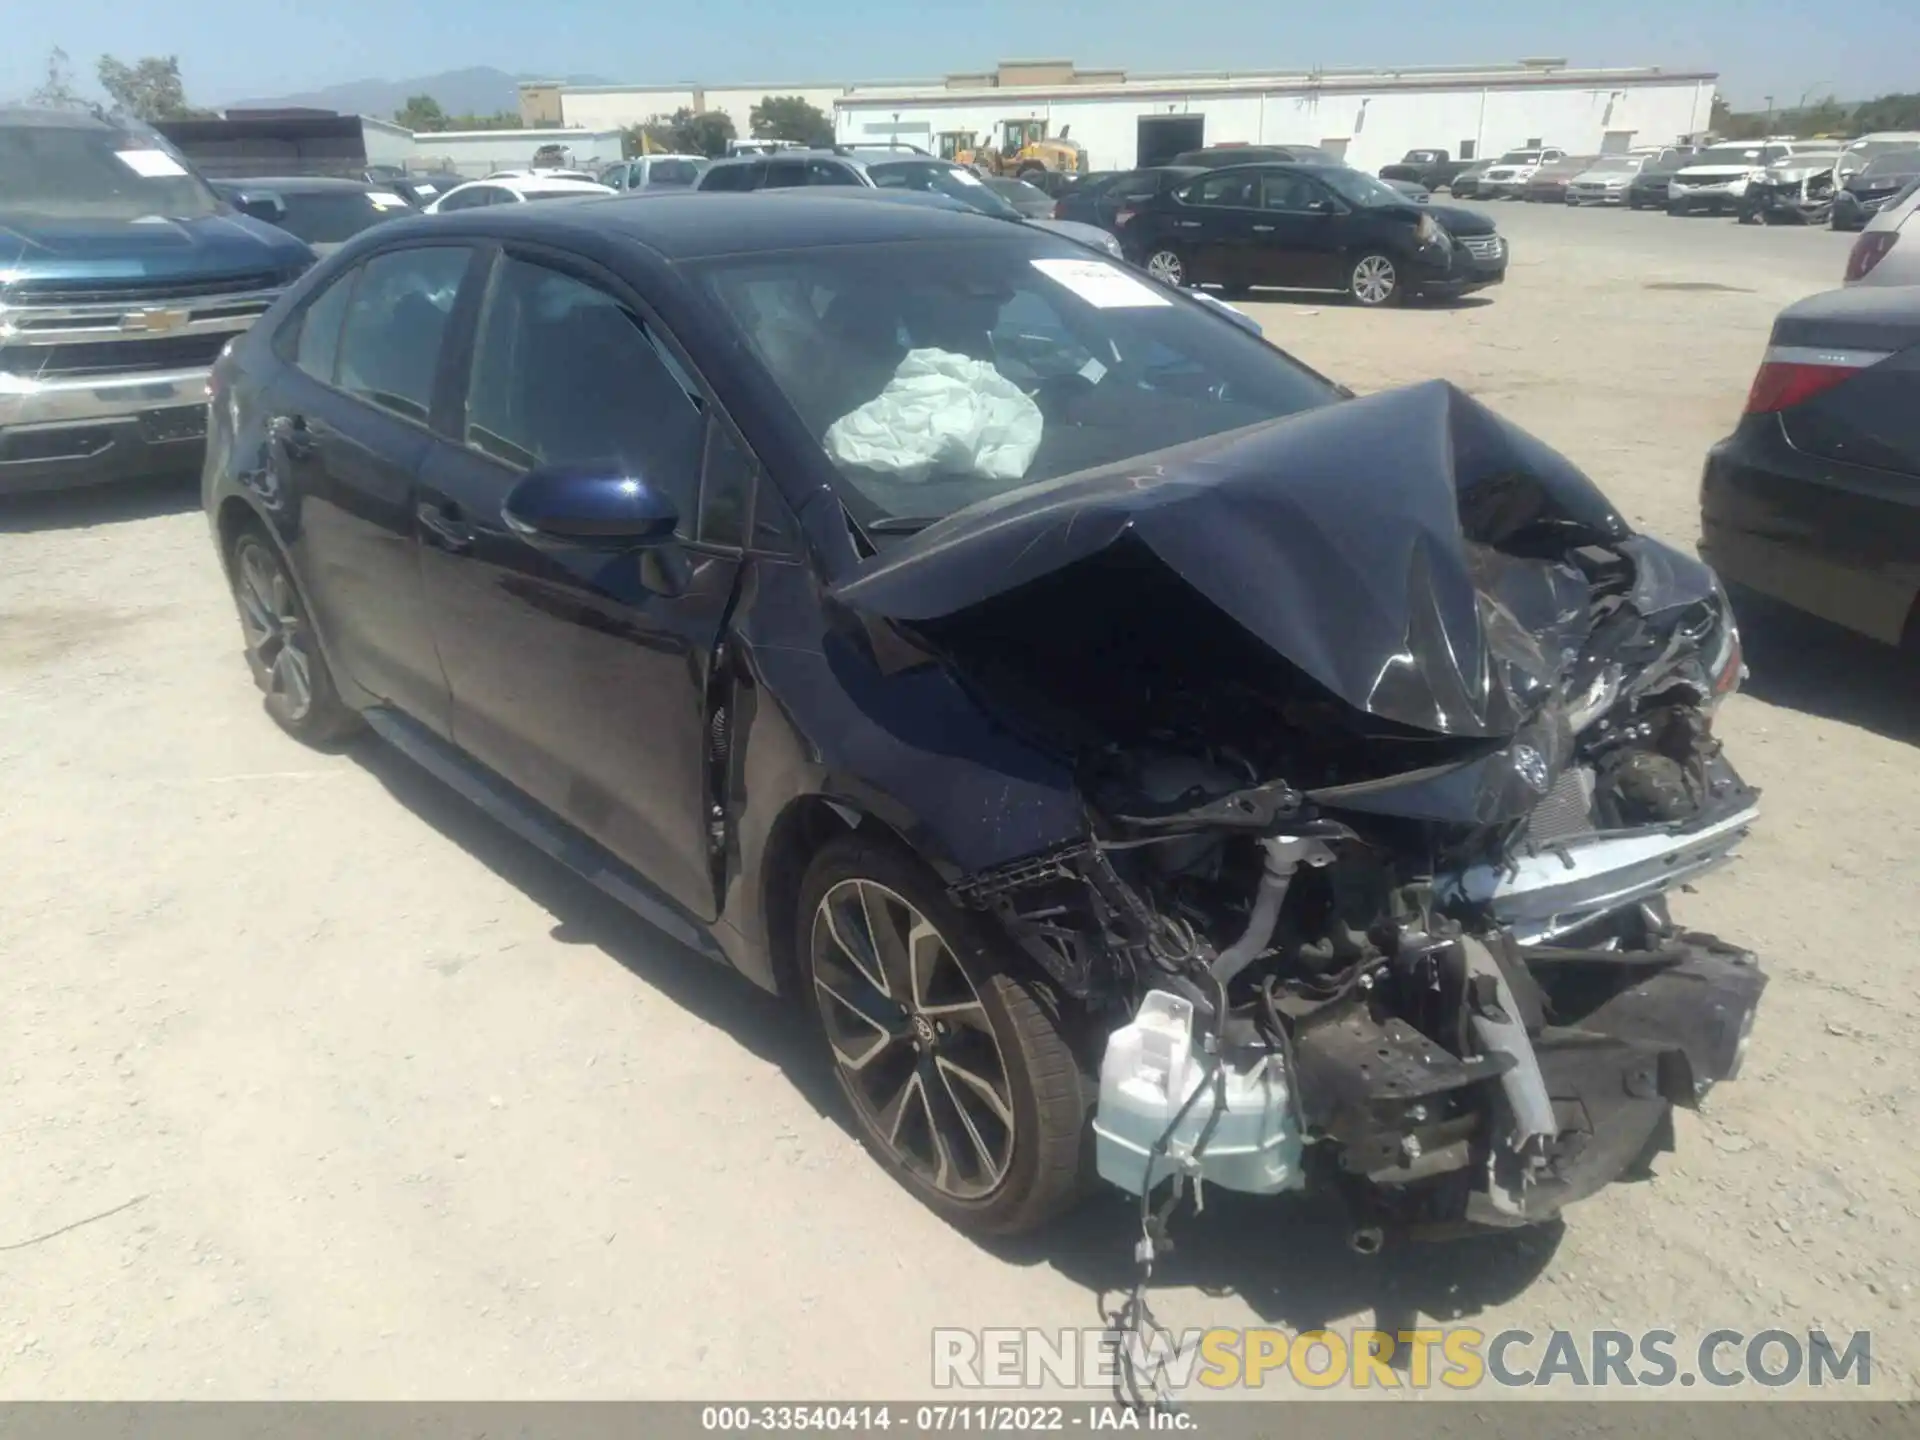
[405,126,627,177]
[522,58,1717,175]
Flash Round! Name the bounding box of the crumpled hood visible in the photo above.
[0,212,310,291]
[834,380,1636,739]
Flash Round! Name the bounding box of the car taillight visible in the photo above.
[1845,230,1898,281]
[1113,207,1136,228]
[1743,344,1887,414]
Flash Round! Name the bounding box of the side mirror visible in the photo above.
[1308,198,1339,216]
[502,467,680,549]
[232,190,288,225]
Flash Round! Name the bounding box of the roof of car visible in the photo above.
[0,106,118,130]
[456,176,614,195]
[210,175,386,193]
[411,189,1049,260]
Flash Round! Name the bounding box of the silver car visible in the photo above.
[1565,154,1647,206]
[1845,176,1920,287]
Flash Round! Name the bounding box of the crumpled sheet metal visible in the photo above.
[834,380,1632,739]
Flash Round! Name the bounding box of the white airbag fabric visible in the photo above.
[824,348,1042,483]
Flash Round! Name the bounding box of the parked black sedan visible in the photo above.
[1120,162,1507,305]
[1701,285,1920,647]
[1831,150,1920,231]
[203,193,1763,1246]
[209,175,413,253]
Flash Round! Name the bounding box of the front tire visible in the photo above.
[1143,246,1188,287]
[228,527,359,745]
[798,834,1090,1236]
[1347,250,1402,307]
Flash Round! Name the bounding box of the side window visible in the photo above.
[764,158,808,189]
[805,160,861,186]
[697,418,754,547]
[701,162,758,192]
[751,474,802,554]
[1259,172,1315,211]
[441,186,492,211]
[335,246,470,424]
[289,268,355,384]
[463,255,704,524]
[1185,171,1257,208]
[1112,174,1160,203]
[1761,146,1786,165]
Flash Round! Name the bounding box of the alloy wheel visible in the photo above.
[810,879,1016,1200]
[234,543,315,722]
[1351,254,1398,305]
[1146,249,1185,286]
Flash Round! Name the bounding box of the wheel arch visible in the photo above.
[213,493,363,708]
[758,793,919,1000]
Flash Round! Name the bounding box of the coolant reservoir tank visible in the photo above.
[1093,989,1305,1198]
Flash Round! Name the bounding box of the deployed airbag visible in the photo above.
[823,347,1044,484]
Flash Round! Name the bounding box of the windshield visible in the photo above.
[699,239,1337,531]
[1318,168,1409,207]
[1496,151,1543,164]
[1691,145,1766,166]
[0,119,219,222]
[864,159,1022,219]
[1585,157,1640,173]
[1860,150,1920,177]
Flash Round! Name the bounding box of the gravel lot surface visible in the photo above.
[2,201,1914,1400]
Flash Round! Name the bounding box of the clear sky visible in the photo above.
[3,0,1911,112]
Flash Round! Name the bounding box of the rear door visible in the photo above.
[261,243,480,733]
[413,245,745,918]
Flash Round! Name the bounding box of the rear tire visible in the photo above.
[797,834,1091,1237]
[1143,246,1189,287]
[228,527,359,746]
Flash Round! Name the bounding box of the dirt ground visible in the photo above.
[2,202,1915,1400]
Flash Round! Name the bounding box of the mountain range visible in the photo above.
[226,67,614,121]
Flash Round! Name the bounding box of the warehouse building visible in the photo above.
[524,58,1716,175]
[405,125,626,177]
[832,59,1717,172]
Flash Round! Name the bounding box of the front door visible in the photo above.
[264,243,478,733]
[1250,169,1349,290]
[413,247,741,918]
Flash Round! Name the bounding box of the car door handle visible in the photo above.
[1177,220,1201,228]
[269,414,315,462]
[416,499,474,554]
[1252,224,1276,232]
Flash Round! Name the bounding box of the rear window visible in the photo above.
[274,190,400,244]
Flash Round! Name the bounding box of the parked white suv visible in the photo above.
[1477,147,1568,198]
[1844,177,1920,287]
[1666,140,1810,214]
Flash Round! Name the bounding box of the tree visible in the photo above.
[96,54,203,122]
[394,94,447,133]
[650,107,736,158]
[1852,92,1920,133]
[750,95,832,147]
[30,47,84,109]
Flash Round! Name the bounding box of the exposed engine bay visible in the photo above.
[836,380,1767,1241]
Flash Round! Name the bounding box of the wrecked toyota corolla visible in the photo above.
[207,202,1762,1248]
[832,376,1763,1244]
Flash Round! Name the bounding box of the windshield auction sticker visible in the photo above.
[1031,258,1172,308]
[114,149,189,178]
